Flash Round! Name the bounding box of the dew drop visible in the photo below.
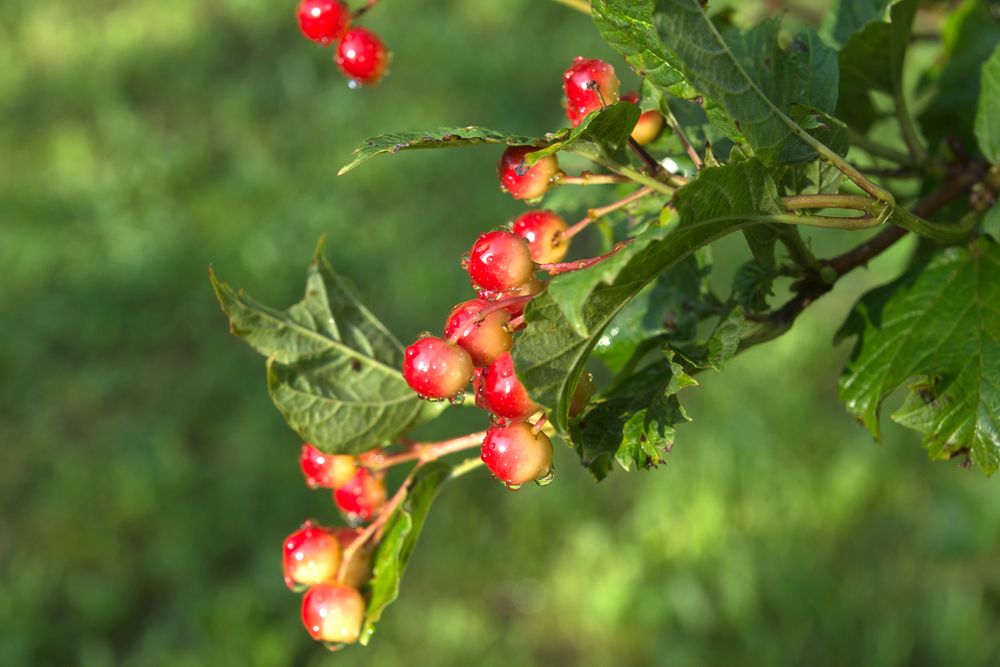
[416,393,428,401]
[460,253,470,269]
[448,391,466,406]
[505,482,523,491]
[347,79,361,90]
[535,468,555,486]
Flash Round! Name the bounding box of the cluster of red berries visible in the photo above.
[564,57,664,145]
[296,0,389,86]
[283,444,388,645]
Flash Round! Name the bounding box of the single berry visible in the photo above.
[481,352,538,420]
[481,421,554,487]
[621,92,665,146]
[563,57,620,127]
[334,468,387,523]
[336,28,389,85]
[467,230,535,292]
[297,0,351,45]
[333,527,374,589]
[478,276,543,318]
[301,583,366,644]
[283,521,342,590]
[512,210,569,264]
[498,146,560,200]
[402,336,474,399]
[444,299,513,367]
[299,443,358,489]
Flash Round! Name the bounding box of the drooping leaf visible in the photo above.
[702,306,747,371]
[570,350,696,480]
[338,127,546,175]
[974,45,1000,162]
[837,0,918,134]
[732,260,777,313]
[210,241,442,454]
[837,243,1000,475]
[647,0,844,164]
[360,461,453,644]
[514,160,784,431]
[824,0,893,45]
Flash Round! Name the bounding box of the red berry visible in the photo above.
[481,352,538,420]
[621,92,665,146]
[498,146,560,200]
[512,210,569,264]
[283,521,342,590]
[333,527,374,589]
[472,368,488,409]
[443,299,513,367]
[301,583,366,644]
[334,468,387,522]
[478,276,543,318]
[402,336,475,399]
[467,230,535,292]
[299,443,358,489]
[336,28,389,85]
[563,57,620,127]
[297,0,351,46]
[481,421,554,487]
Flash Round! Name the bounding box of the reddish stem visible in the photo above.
[561,186,655,241]
[556,172,631,186]
[537,241,633,276]
[369,431,487,471]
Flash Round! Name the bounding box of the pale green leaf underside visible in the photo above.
[838,243,1000,474]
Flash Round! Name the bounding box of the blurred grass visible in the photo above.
[1,1,998,665]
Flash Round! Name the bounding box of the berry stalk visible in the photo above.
[560,186,656,241]
[537,240,633,276]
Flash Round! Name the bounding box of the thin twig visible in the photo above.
[561,186,656,241]
[538,241,632,275]
[628,137,661,175]
[663,104,703,169]
[555,173,631,186]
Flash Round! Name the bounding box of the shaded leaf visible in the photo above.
[732,260,777,313]
[527,102,640,165]
[824,0,893,45]
[975,44,1000,162]
[837,243,1000,475]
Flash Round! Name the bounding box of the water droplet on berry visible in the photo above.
[460,253,470,269]
[535,468,555,486]
[347,79,361,90]
[448,392,466,406]
[505,482,523,491]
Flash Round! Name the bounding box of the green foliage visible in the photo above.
[211,243,442,454]
[838,244,1000,474]
[825,0,893,45]
[975,45,1000,163]
[527,101,641,165]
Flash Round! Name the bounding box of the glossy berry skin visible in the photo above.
[512,210,569,264]
[299,443,358,489]
[478,276,543,318]
[472,368,488,410]
[621,92,665,146]
[334,468,387,523]
[336,28,389,85]
[283,522,342,590]
[333,527,374,589]
[444,299,513,367]
[297,0,351,45]
[481,421,553,487]
[481,352,538,420]
[301,583,366,644]
[498,146,559,200]
[402,336,474,399]
[563,57,621,127]
[467,230,535,292]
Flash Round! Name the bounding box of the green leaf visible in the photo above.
[514,160,783,431]
[702,306,747,371]
[824,0,893,45]
[975,45,1000,163]
[983,204,1000,242]
[650,1,844,164]
[338,127,546,175]
[569,349,696,480]
[837,0,917,134]
[837,243,1000,475]
[527,102,641,165]
[360,461,453,644]
[732,260,776,313]
[210,241,440,454]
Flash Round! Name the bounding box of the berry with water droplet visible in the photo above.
[512,210,569,263]
[283,521,342,590]
[297,0,351,45]
[299,443,358,489]
[621,92,665,146]
[481,352,538,420]
[336,28,389,85]
[301,582,366,644]
[481,421,554,487]
[334,468,387,523]
[333,527,374,589]
[563,57,620,127]
[444,298,513,366]
[478,276,543,318]
[498,146,559,200]
[467,230,535,292]
[403,336,474,399]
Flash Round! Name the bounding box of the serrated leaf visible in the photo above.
[703,306,747,370]
[514,160,783,431]
[648,0,844,164]
[569,350,696,480]
[211,242,440,454]
[338,127,547,175]
[360,461,453,644]
[527,102,641,165]
[732,260,777,313]
[975,45,1000,162]
[824,0,893,45]
[837,243,1000,475]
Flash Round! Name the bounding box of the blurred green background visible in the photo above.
[2,0,999,665]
